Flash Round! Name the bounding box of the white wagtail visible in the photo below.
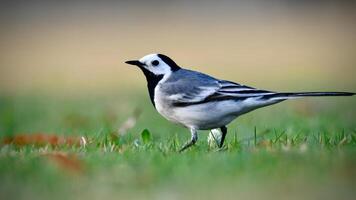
[125,53,355,152]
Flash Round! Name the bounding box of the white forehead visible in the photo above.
[139,53,160,63]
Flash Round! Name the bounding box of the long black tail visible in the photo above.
[264,92,355,100]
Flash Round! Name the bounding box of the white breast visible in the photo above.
[171,100,239,130]
[154,84,182,125]
[154,86,241,130]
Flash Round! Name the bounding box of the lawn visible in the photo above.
[0,92,355,200]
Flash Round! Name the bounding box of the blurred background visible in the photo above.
[1,2,356,200]
[1,0,355,96]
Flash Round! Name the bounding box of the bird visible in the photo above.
[125,53,355,152]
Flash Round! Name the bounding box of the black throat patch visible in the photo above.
[139,67,164,107]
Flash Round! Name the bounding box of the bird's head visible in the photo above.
[125,53,181,77]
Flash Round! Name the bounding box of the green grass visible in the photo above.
[0,92,355,200]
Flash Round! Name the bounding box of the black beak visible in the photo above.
[125,60,144,67]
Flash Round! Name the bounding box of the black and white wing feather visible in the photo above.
[161,69,278,107]
[215,80,274,98]
[160,69,354,107]
[161,70,221,104]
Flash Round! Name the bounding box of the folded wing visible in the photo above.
[161,69,276,107]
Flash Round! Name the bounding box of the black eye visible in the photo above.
[151,60,159,66]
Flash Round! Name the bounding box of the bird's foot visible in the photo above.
[178,140,196,152]
[179,129,198,152]
[213,146,228,152]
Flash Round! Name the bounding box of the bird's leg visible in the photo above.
[219,126,227,148]
[179,128,198,152]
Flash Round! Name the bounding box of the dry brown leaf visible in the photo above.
[2,133,82,147]
[43,152,84,174]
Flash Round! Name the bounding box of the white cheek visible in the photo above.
[152,67,162,75]
[149,65,168,75]
[160,67,169,74]
[144,66,159,75]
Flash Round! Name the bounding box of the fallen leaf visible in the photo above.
[43,152,84,174]
[2,133,82,147]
